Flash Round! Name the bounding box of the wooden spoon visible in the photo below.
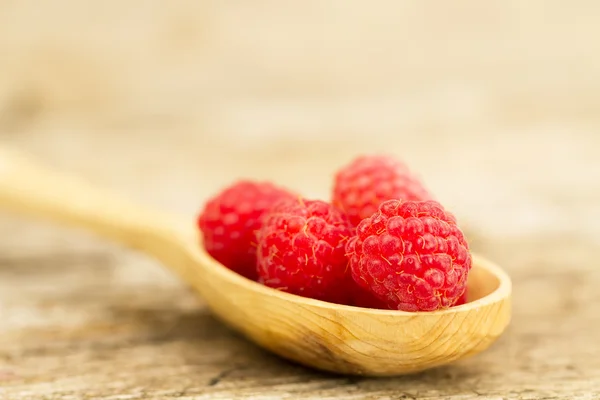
[0,147,511,376]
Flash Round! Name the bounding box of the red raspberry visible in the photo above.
[346,199,471,312]
[197,180,295,280]
[332,155,432,226]
[350,286,388,309]
[256,199,353,303]
[455,288,468,306]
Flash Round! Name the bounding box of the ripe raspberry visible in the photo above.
[346,199,471,312]
[198,180,295,280]
[256,199,353,303]
[332,155,432,226]
[350,286,388,309]
[455,288,468,306]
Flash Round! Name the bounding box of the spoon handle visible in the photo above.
[0,146,194,269]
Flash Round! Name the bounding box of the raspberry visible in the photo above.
[346,199,471,312]
[332,155,432,226]
[197,180,295,280]
[256,199,353,303]
[350,286,388,309]
[455,288,468,306]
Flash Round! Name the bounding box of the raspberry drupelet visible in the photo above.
[256,198,354,303]
[197,180,295,280]
[332,155,432,226]
[346,199,471,312]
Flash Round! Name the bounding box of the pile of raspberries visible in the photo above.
[197,155,471,312]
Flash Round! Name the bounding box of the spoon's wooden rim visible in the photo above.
[194,242,512,316]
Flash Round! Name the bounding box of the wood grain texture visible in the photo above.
[1,1,600,398]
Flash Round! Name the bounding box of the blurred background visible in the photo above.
[1,2,600,397]
[1,0,598,234]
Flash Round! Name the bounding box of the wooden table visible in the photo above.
[1,2,600,399]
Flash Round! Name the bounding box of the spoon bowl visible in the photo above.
[0,147,511,376]
[183,244,510,376]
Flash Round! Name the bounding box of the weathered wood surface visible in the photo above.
[1,1,600,399]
